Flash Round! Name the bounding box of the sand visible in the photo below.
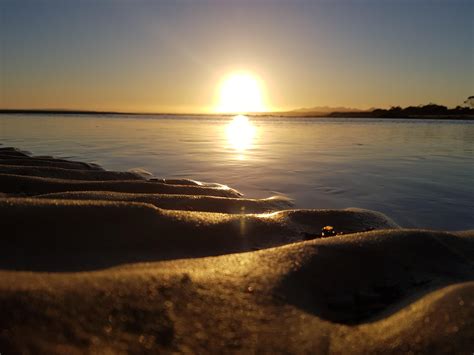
[35,191,295,214]
[0,146,472,354]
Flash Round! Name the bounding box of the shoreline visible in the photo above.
[0,145,473,353]
[1,109,473,120]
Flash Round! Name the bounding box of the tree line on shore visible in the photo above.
[329,103,474,118]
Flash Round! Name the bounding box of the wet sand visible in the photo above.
[0,145,472,354]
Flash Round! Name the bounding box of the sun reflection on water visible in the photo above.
[226,115,256,156]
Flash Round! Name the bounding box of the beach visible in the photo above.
[0,145,473,353]
[2,0,473,352]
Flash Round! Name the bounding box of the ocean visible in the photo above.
[1,113,473,230]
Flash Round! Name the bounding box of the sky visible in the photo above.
[0,0,473,113]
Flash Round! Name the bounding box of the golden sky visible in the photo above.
[1,0,473,113]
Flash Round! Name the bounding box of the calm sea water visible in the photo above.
[1,114,473,230]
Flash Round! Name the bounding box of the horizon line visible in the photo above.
[1,103,468,117]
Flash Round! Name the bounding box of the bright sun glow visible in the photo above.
[216,72,266,113]
[226,115,256,152]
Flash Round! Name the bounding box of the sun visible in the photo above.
[215,72,267,114]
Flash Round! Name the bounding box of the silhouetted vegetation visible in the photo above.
[329,104,474,119]
[465,96,474,108]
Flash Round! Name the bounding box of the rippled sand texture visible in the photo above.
[0,146,472,354]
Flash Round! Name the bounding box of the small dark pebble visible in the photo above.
[321,225,337,238]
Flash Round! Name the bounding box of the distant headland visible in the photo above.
[327,104,474,119]
[278,103,474,119]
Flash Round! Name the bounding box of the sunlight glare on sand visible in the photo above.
[226,115,256,154]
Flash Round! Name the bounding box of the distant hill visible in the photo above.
[291,106,367,114]
[272,106,370,117]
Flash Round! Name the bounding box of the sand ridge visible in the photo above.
[0,146,472,353]
[35,191,294,214]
